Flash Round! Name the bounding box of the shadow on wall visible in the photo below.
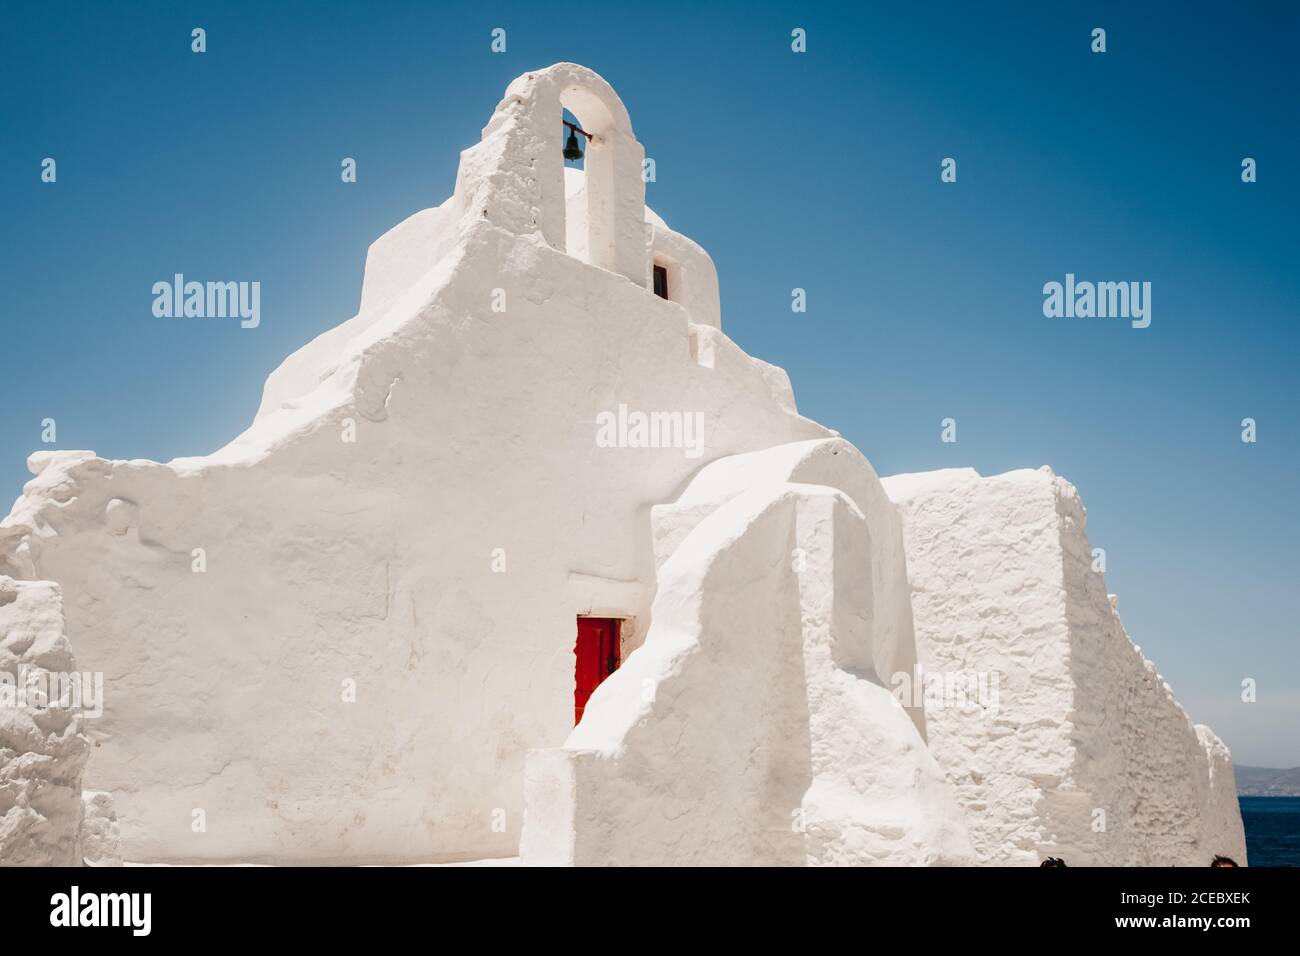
[524,488,813,865]
[1051,479,1247,866]
[522,477,976,866]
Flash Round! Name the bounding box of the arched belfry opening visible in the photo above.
[561,108,594,263]
[520,66,648,287]
[479,65,649,288]
[558,85,624,276]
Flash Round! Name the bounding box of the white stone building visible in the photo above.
[0,64,1245,866]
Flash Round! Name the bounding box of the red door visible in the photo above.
[574,617,620,725]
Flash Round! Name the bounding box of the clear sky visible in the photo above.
[2,1,1296,765]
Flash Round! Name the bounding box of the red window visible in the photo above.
[653,264,669,300]
[574,617,620,725]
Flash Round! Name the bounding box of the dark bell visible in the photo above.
[563,128,584,162]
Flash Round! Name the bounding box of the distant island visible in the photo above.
[1235,766,1300,796]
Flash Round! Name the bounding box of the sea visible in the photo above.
[1239,796,1300,866]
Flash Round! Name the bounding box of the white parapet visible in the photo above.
[883,466,1248,866]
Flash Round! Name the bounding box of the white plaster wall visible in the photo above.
[566,168,721,329]
[648,220,722,330]
[357,203,456,317]
[650,437,922,732]
[0,577,88,865]
[521,481,974,866]
[882,466,1248,866]
[80,790,123,867]
[0,65,831,863]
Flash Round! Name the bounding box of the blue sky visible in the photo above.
[2,1,1297,764]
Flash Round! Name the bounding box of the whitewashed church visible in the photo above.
[0,64,1245,866]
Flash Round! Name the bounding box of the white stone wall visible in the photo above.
[79,790,123,867]
[0,577,89,866]
[568,169,723,330]
[882,467,1247,866]
[650,437,923,731]
[521,480,974,866]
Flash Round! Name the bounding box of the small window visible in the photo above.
[653,264,669,300]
